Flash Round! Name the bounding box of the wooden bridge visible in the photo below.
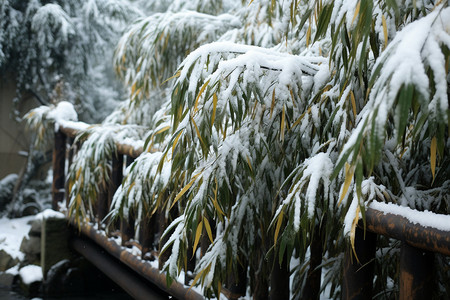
[48,122,450,300]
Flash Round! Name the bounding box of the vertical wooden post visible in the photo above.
[158,202,177,270]
[270,253,289,300]
[140,214,158,260]
[399,242,434,300]
[342,228,376,300]
[185,244,196,285]
[121,156,135,246]
[65,137,75,208]
[52,129,66,210]
[226,261,247,299]
[109,153,123,209]
[105,153,123,234]
[302,225,323,300]
[96,191,108,225]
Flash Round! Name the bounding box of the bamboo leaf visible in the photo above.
[190,115,207,152]
[280,105,286,142]
[171,173,201,209]
[306,24,312,47]
[382,15,388,50]
[339,163,354,205]
[194,79,211,112]
[211,178,225,216]
[350,205,361,263]
[190,268,205,290]
[161,70,181,85]
[246,155,253,172]
[431,136,437,181]
[274,210,284,244]
[211,93,218,127]
[155,125,171,135]
[270,89,276,118]
[350,90,357,117]
[172,129,184,154]
[351,1,361,25]
[193,220,203,256]
[203,216,214,243]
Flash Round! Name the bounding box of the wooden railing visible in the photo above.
[51,122,450,300]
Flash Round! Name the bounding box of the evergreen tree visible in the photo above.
[0,0,140,121]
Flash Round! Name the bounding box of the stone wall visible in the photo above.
[0,76,37,179]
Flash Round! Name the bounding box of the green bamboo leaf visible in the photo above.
[397,85,414,144]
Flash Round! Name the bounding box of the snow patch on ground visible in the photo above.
[0,216,34,260]
[35,209,65,220]
[18,265,42,285]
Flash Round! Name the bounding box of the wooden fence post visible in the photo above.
[342,228,376,300]
[65,137,75,208]
[302,225,323,300]
[121,156,135,246]
[270,252,289,300]
[399,242,434,300]
[52,129,66,210]
[140,214,158,260]
[226,261,247,299]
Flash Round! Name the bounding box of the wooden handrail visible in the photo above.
[58,121,144,158]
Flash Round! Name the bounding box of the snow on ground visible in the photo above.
[35,209,65,220]
[0,216,35,261]
[18,265,42,285]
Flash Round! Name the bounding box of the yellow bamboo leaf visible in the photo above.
[431,136,437,181]
[292,106,312,128]
[339,163,354,205]
[274,210,284,244]
[290,89,296,109]
[211,93,218,127]
[306,24,312,47]
[76,167,82,180]
[127,181,136,194]
[155,125,171,135]
[171,173,201,209]
[161,70,181,85]
[131,82,137,95]
[351,1,361,25]
[193,220,203,256]
[194,79,211,113]
[189,268,205,290]
[350,90,357,117]
[350,205,361,263]
[172,130,184,154]
[280,105,286,141]
[382,15,388,50]
[246,155,253,172]
[190,115,206,149]
[212,178,225,216]
[203,216,213,243]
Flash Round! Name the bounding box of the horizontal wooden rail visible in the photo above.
[75,223,204,300]
[58,121,144,158]
[363,207,450,256]
[70,235,169,300]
